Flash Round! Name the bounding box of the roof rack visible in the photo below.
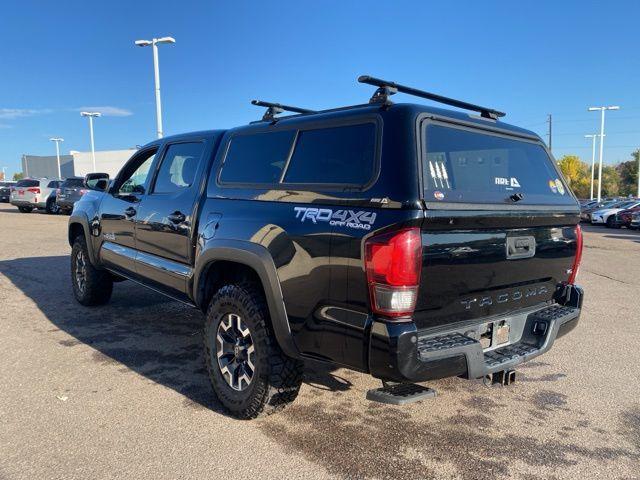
[251,100,317,122]
[358,75,506,120]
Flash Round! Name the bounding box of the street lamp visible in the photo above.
[80,111,101,172]
[135,36,176,139]
[584,134,598,200]
[1,167,7,181]
[588,105,620,202]
[49,137,64,179]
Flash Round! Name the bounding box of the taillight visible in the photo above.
[567,224,583,285]
[27,187,40,194]
[365,227,422,319]
[56,188,61,195]
[79,189,89,195]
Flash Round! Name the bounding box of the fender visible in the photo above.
[68,212,100,267]
[193,239,300,360]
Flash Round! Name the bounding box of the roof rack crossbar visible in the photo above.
[358,75,506,119]
[251,100,317,122]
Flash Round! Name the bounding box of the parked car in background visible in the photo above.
[581,200,616,222]
[591,200,640,227]
[0,181,16,203]
[10,178,62,213]
[56,177,89,214]
[630,212,640,230]
[609,205,640,229]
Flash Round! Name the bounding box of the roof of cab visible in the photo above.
[230,102,542,140]
[150,103,543,146]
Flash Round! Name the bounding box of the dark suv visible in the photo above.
[67,76,583,418]
[56,177,88,214]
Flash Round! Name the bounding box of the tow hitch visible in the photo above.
[484,369,516,387]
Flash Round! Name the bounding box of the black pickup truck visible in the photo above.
[68,76,583,418]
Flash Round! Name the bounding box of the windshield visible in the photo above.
[422,123,576,206]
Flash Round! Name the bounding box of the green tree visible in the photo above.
[557,155,590,198]
[616,151,639,196]
[12,172,24,181]
[601,165,620,197]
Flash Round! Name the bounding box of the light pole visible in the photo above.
[49,137,64,179]
[135,36,176,139]
[80,112,101,172]
[588,105,620,202]
[1,167,7,181]
[584,134,598,200]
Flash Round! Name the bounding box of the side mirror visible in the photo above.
[85,172,110,191]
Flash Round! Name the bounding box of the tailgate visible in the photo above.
[414,211,579,329]
[416,119,580,330]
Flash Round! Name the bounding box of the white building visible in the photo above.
[21,149,137,180]
[70,149,137,178]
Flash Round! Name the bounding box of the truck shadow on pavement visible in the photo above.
[0,255,351,413]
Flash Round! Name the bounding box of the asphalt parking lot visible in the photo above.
[0,207,638,480]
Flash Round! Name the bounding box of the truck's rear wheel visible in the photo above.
[71,236,113,306]
[203,282,303,419]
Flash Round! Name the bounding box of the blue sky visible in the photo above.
[1,0,639,178]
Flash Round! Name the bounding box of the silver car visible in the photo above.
[10,178,62,214]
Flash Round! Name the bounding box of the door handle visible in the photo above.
[124,206,137,218]
[167,211,186,224]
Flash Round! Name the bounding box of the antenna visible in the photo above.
[251,100,317,122]
[358,75,506,119]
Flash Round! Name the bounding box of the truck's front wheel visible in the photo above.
[71,236,113,306]
[203,282,303,419]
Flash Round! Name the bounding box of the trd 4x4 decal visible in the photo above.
[294,207,377,230]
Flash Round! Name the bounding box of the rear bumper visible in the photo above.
[368,285,583,383]
[10,199,46,208]
[56,198,75,209]
[10,199,34,207]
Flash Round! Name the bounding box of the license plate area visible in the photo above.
[479,320,511,351]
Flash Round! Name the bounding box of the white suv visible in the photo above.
[10,178,62,214]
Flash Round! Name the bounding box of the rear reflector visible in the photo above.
[365,228,422,319]
[79,189,89,195]
[567,224,583,284]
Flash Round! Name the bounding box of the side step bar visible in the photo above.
[366,382,437,405]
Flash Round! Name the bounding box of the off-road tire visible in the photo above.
[203,282,303,419]
[71,235,113,306]
[46,198,59,214]
[18,206,33,213]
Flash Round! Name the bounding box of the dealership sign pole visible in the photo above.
[588,105,620,203]
[81,112,101,172]
[49,137,64,179]
[135,37,176,139]
[585,134,597,200]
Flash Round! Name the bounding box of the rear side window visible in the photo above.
[220,131,295,184]
[423,124,575,206]
[47,181,61,188]
[63,178,84,188]
[283,124,376,185]
[16,179,39,188]
[153,142,205,194]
